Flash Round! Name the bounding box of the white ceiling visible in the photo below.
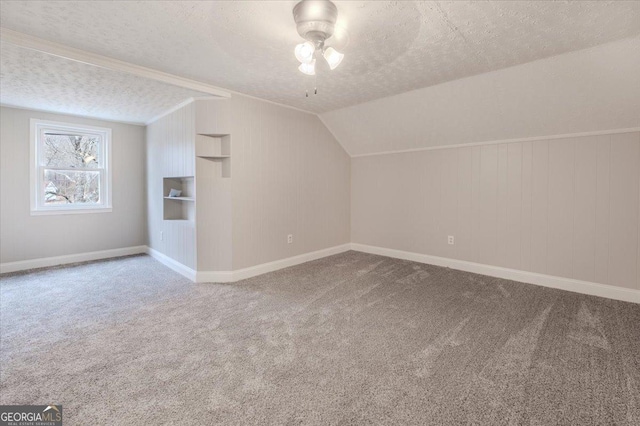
[1,1,640,115]
[0,43,210,124]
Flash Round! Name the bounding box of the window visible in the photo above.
[31,119,112,214]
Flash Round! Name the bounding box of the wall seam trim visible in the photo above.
[350,128,640,158]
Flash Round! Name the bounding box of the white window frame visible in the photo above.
[30,119,112,215]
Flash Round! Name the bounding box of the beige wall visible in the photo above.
[196,96,351,270]
[0,106,147,263]
[352,132,640,290]
[321,36,640,156]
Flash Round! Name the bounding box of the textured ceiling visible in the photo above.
[0,43,209,124]
[1,1,640,114]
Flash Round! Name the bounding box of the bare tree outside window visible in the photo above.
[42,134,101,204]
[31,119,111,214]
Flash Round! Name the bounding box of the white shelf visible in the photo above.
[197,155,230,159]
[163,176,195,220]
[195,134,231,178]
[164,196,194,201]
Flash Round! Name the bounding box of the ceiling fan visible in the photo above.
[292,0,346,79]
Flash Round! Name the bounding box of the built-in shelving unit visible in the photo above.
[148,100,238,273]
[196,134,231,178]
[163,176,195,221]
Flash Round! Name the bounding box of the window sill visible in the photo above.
[31,207,113,216]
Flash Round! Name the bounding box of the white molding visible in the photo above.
[150,242,640,305]
[0,28,230,98]
[145,247,197,281]
[5,242,636,304]
[196,243,352,283]
[0,245,147,274]
[351,243,640,304]
[350,127,640,158]
[195,270,234,283]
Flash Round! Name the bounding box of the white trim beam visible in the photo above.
[0,28,231,99]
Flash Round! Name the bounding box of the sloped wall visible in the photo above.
[321,36,640,156]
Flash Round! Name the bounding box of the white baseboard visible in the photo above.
[145,247,197,281]
[0,245,147,274]
[351,243,640,304]
[196,243,352,283]
[9,242,635,304]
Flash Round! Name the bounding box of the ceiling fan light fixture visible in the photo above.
[323,47,344,70]
[298,59,316,75]
[292,1,347,90]
[295,41,315,64]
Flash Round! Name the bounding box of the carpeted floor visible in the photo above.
[1,251,639,425]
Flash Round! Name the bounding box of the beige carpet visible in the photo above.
[1,251,639,425]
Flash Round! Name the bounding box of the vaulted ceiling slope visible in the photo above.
[320,36,640,156]
[1,1,640,114]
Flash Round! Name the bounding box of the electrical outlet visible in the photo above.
[287,234,293,244]
[448,235,454,245]
[161,231,164,241]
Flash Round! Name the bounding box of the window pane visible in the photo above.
[42,133,100,168]
[43,170,101,205]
